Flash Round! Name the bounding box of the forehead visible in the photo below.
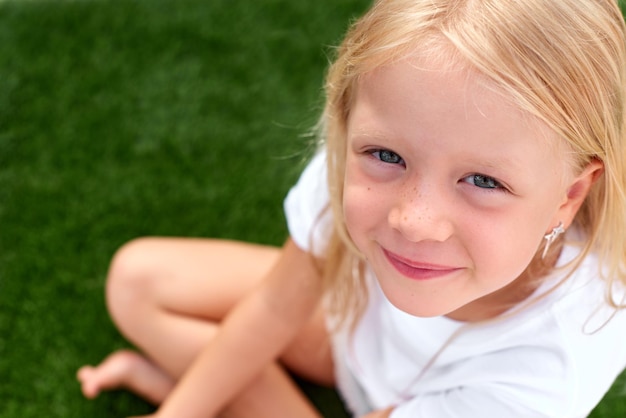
[355,51,518,126]
[355,51,562,143]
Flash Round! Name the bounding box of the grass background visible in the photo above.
[0,0,625,416]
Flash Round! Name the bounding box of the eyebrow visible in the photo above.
[470,156,526,175]
[348,129,390,142]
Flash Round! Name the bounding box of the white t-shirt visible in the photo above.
[284,150,626,418]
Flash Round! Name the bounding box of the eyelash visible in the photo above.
[369,149,405,166]
[367,148,508,193]
[461,174,507,193]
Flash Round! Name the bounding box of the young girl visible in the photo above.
[78,0,626,417]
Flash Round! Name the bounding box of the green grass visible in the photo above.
[0,0,625,417]
[0,0,367,416]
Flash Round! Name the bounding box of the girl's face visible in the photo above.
[343,55,584,321]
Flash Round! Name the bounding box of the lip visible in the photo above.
[382,248,463,281]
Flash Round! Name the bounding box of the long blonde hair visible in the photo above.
[320,0,626,329]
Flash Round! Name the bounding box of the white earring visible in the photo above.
[542,221,565,259]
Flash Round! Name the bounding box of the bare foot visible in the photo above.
[77,349,175,405]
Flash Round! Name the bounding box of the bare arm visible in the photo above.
[152,238,322,418]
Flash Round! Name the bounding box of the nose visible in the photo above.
[387,187,454,243]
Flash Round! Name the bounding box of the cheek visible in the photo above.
[465,212,545,286]
[343,183,388,245]
[343,187,370,239]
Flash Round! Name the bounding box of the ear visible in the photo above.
[552,159,604,230]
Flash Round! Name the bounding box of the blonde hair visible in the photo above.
[319,0,626,328]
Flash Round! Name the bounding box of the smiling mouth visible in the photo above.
[382,249,462,281]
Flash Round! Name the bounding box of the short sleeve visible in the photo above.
[388,382,565,418]
[283,150,333,257]
[386,343,575,418]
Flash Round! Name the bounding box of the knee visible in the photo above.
[105,237,161,328]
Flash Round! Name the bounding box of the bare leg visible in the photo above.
[221,363,321,418]
[77,350,173,404]
[78,238,280,401]
[77,237,334,417]
[77,353,322,417]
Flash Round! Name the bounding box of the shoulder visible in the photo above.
[548,243,626,335]
[283,149,332,256]
[543,245,626,415]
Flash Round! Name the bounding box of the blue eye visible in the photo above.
[463,174,503,190]
[372,149,404,165]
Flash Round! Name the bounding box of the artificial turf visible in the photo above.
[0,0,625,416]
